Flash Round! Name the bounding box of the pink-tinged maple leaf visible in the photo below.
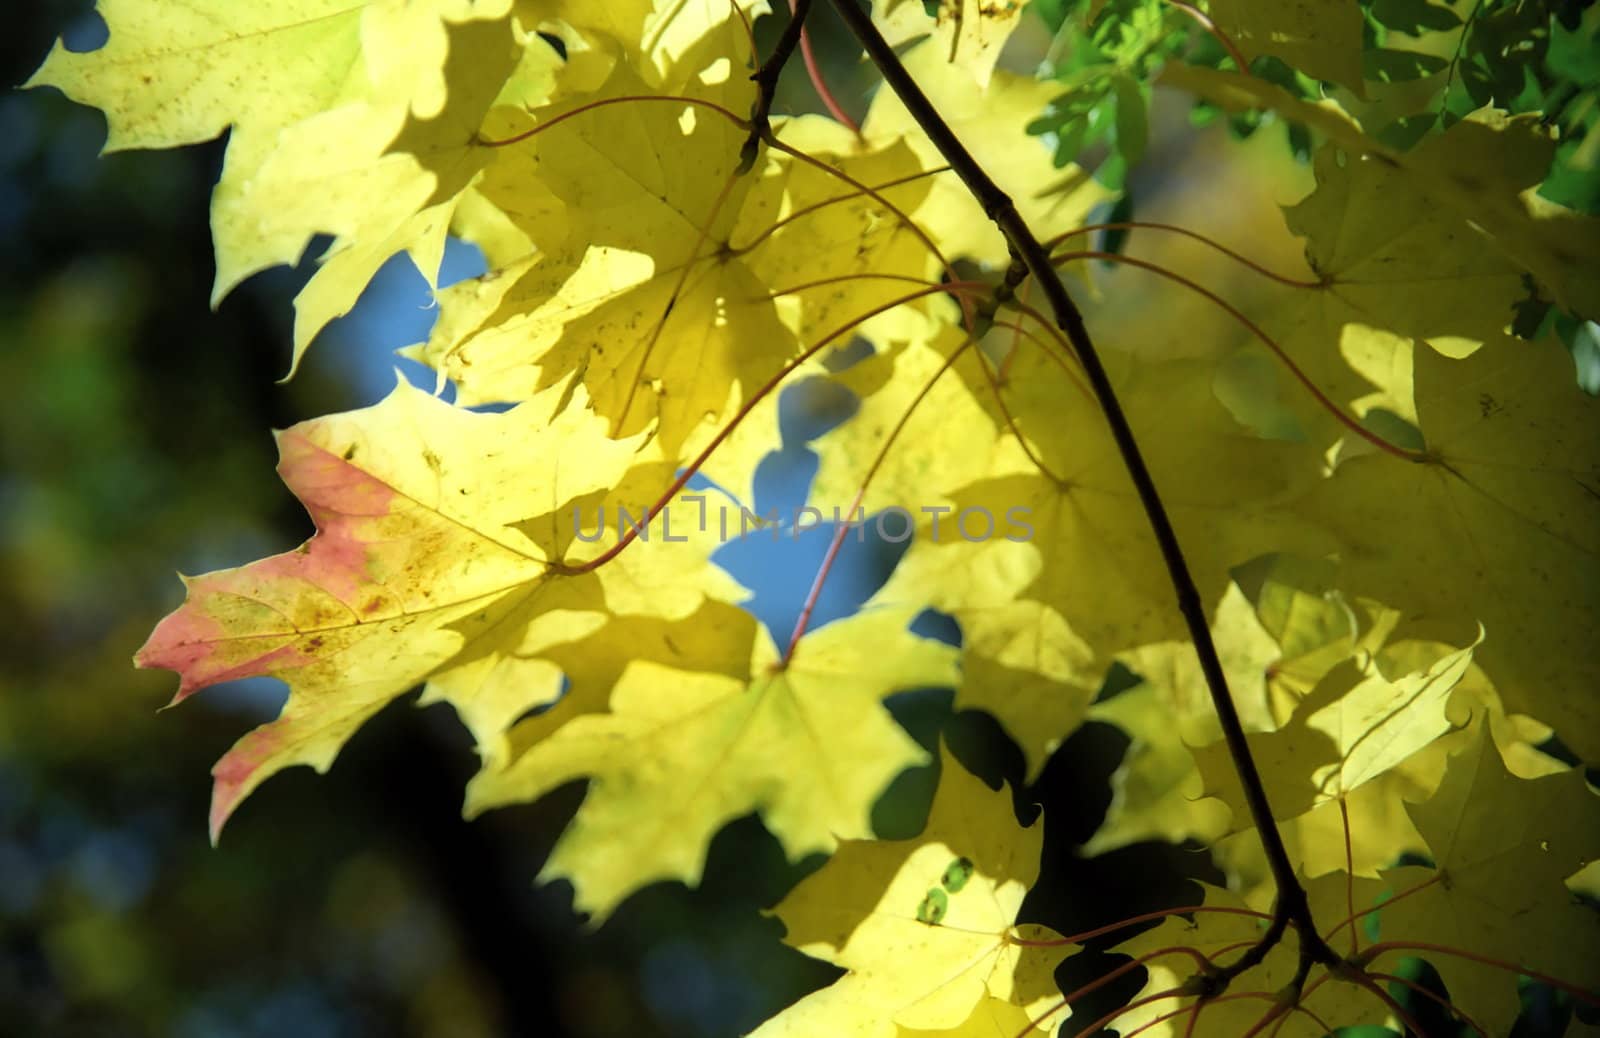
[137,379,736,840]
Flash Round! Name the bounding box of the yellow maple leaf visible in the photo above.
[1207,638,1573,905]
[897,995,1036,1037]
[27,0,371,300]
[805,282,1343,777]
[1232,136,1532,446]
[25,0,525,327]
[744,118,942,357]
[412,38,778,456]
[135,378,739,839]
[809,324,1005,516]
[514,0,655,57]
[812,335,1096,779]
[1193,633,1479,826]
[465,607,959,921]
[418,105,945,479]
[1085,582,1280,853]
[754,748,1071,1036]
[1162,66,1600,320]
[1374,721,1600,1035]
[280,12,542,363]
[26,0,366,159]
[1296,334,1600,759]
[973,343,1322,649]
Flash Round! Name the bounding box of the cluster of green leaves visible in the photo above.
[27,0,1599,1034]
[1025,0,1188,186]
[1030,1,1600,238]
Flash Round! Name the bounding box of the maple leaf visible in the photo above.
[413,52,941,467]
[808,325,1008,516]
[961,343,1322,657]
[856,340,1323,778]
[1373,721,1600,1034]
[136,379,739,839]
[740,119,943,360]
[1242,554,1385,707]
[1206,642,1579,910]
[248,6,534,360]
[26,0,528,353]
[1235,136,1533,446]
[1162,65,1600,320]
[1296,334,1600,759]
[26,0,373,300]
[514,0,656,57]
[811,362,1090,781]
[461,597,761,774]
[465,607,958,921]
[1193,633,1478,827]
[896,995,1036,1037]
[1085,583,1281,854]
[806,331,1103,781]
[753,747,1071,1036]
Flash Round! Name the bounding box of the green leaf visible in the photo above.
[1112,72,1148,165]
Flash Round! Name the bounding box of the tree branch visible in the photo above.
[740,0,814,173]
[823,0,1334,970]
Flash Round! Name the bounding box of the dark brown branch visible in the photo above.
[823,0,1336,974]
[739,0,814,173]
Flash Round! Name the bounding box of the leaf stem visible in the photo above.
[477,94,750,149]
[1050,248,1426,462]
[1009,903,1269,945]
[783,0,863,137]
[1319,873,1440,945]
[1164,0,1250,74]
[1368,969,1490,1038]
[728,165,949,256]
[824,0,1336,977]
[780,332,977,663]
[1048,220,1324,288]
[1361,942,1600,1006]
[1339,797,1357,955]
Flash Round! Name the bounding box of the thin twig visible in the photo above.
[740,0,813,173]
[1165,0,1250,73]
[1049,248,1424,461]
[783,0,863,136]
[1048,220,1324,288]
[1369,970,1490,1038]
[1362,942,1600,1007]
